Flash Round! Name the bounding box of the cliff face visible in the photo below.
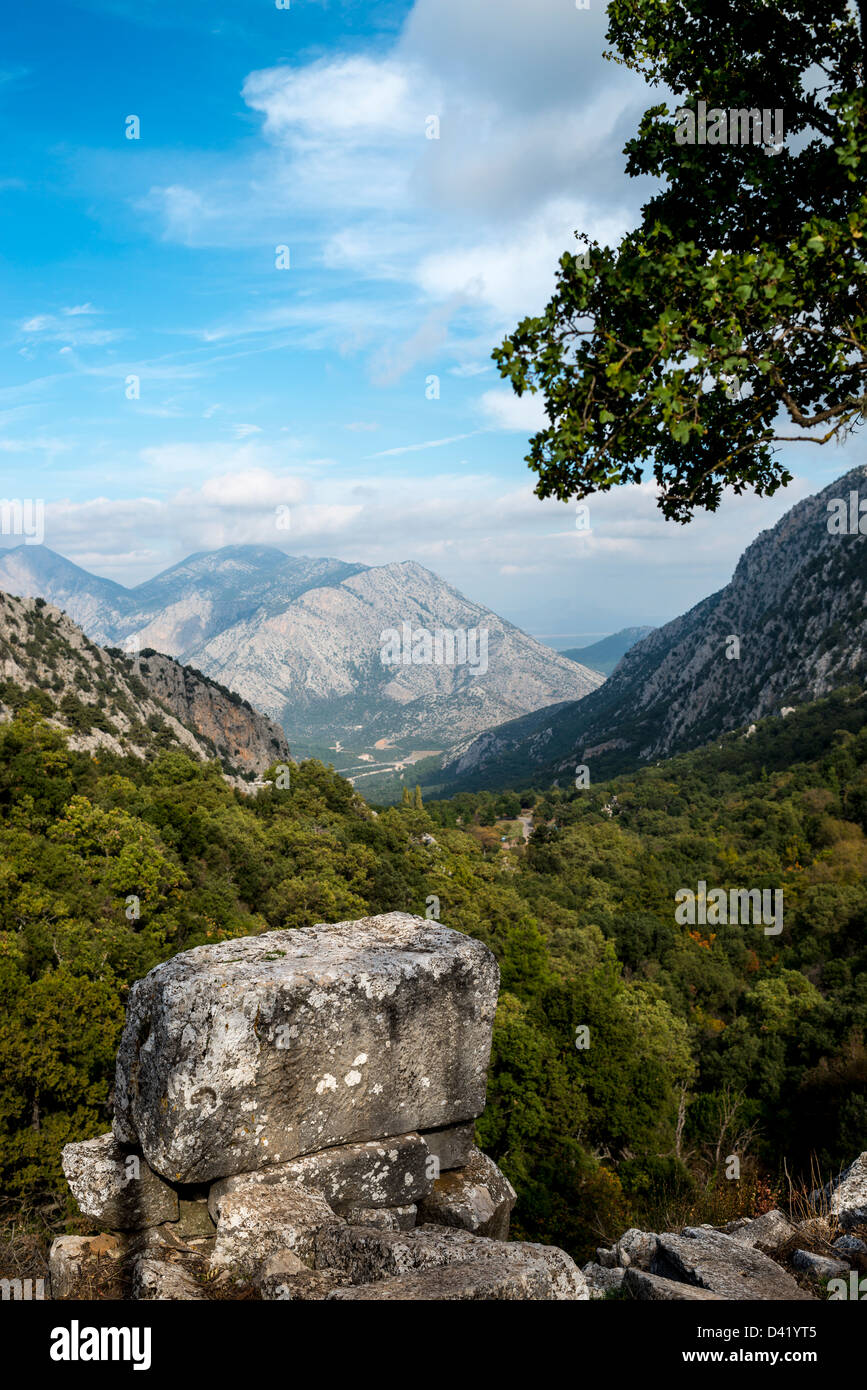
[0,590,287,777]
[133,650,289,775]
[440,466,867,790]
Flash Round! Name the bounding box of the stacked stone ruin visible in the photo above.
[52,912,590,1301]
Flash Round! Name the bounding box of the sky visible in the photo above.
[0,0,859,643]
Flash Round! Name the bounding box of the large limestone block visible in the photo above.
[257,1252,351,1301]
[343,1205,417,1231]
[420,1122,475,1173]
[652,1228,815,1300]
[792,1249,851,1280]
[114,913,498,1183]
[417,1145,516,1239]
[314,1222,588,1299]
[207,1132,431,1222]
[61,1133,179,1230]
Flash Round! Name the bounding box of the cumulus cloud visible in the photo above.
[127,0,651,361]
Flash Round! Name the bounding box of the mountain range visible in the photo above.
[0,547,603,790]
[435,466,867,793]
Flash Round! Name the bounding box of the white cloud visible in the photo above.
[242,58,430,140]
[479,389,548,432]
[120,2,651,368]
[31,458,819,638]
[196,468,305,509]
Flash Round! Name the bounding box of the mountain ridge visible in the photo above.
[0,545,603,776]
[434,466,867,793]
[0,590,289,777]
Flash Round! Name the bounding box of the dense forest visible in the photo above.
[1,688,865,1260]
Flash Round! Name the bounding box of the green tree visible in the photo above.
[494,1,867,519]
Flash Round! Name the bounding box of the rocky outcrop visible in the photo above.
[53,912,587,1301]
[590,1199,867,1301]
[650,1227,813,1301]
[0,589,286,776]
[54,908,864,1303]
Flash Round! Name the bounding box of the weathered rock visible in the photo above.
[614,1228,658,1270]
[113,913,498,1183]
[417,1146,516,1240]
[48,1233,125,1300]
[792,1249,851,1280]
[343,1205,416,1231]
[582,1262,626,1298]
[729,1209,795,1254]
[342,1207,402,1231]
[595,1246,618,1269]
[652,1227,815,1300]
[132,1257,207,1301]
[328,1259,557,1301]
[259,1263,352,1301]
[207,1132,432,1222]
[720,1216,753,1235]
[812,1152,867,1231]
[175,1197,216,1238]
[624,1267,726,1301]
[211,1184,341,1276]
[797,1215,834,1243]
[419,1122,475,1173]
[314,1222,588,1298]
[833,1234,867,1257]
[61,1133,178,1230]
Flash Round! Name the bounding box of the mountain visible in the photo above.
[0,546,603,781]
[437,466,867,792]
[560,627,656,677]
[0,545,365,654]
[0,590,288,776]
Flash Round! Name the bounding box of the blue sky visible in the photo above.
[0,0,857,641]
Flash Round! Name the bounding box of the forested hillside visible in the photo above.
[1,688,864,1260]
